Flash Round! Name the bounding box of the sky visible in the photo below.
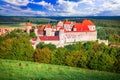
[0,0,120,16]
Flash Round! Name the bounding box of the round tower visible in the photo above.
[34,26,38,36]
[26,22,32,34]
[59,27,65,45]
[45,23,52,36]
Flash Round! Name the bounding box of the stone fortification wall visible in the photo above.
[64,31,97,43]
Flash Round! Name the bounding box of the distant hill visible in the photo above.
[0,16,57,24]
[0,59,120,80]
[0,16,120,28]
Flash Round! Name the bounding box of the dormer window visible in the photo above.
[88,25,96,31]
[92,26,95,30]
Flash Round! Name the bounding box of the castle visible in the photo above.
[28,19,98,49]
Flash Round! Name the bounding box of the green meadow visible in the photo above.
[0,59,120,80]
[0,23,25,28]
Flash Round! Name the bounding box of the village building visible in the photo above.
[0,28,14,35]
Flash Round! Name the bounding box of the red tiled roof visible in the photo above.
[64,19,70,24]
[72,22,76,25]
[52,30,55,32]
[39,36,59,41]
[74,23,89,31]
[81,24,89,31]
[65,31,95,33]
[59,27,64,30]
[26,22,32,26]
[53,26,57,29]
[73,19,96,32]
[40,25,45,31]
[110,44,120,48]
[74,23,82,31]
[46,23,51,28]
[31,38,37,41]
[82,19,95,26]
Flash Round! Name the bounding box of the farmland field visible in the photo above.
[0,23,26,28]
[0,59,120,80]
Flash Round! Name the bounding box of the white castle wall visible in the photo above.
[32,31,97,48]
[45,28,52,36]
[64,31,97,43]
[98,39,108,45]
[64,24,72,31]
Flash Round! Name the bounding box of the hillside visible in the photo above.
[0,59,120,80]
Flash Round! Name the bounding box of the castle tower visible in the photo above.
[34,26,38,36]
[38,25,45,36]
[63,19,71,31]
[57,21,63,27]
[73,26,77,31]
[45,23,52,36]
[59,27,65,46]
[26,22,32,34]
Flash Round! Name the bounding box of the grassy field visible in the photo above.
[0,23,25,28]
[0,59,120,80]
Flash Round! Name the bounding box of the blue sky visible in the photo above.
[0,0,120,16]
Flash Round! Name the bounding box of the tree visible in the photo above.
[110,34,120,44]
[110,47,120,72]
[30,32,37,38]
[84,41,92,51]
[114,56,120,73]
[37,42,56,51]
[65,42,83,51]
[65,50,88,68]
[0,30,34,61]
[51,48,67,65]
[88,51,115,72]
[98,53,115,71]
[36,42,45,49]
[45,43,56,51]
[34,48,51,63]
[88,52,101,70]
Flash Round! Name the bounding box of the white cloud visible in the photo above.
[0,0,120,16]
[31,1,56,11]
[1,0,29,6]
[101,0,120,11]
[90,0,120,16]
[54,0,120,16]
[55,0,95,16]
[0,4,46,16]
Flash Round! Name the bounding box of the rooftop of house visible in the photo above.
[37,19,96,32]
[40,25,45,31]
[63,19,71,24]
[39,36,59,41]
[26,22,32,26]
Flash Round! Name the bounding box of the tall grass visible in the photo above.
[0,59,120,80]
